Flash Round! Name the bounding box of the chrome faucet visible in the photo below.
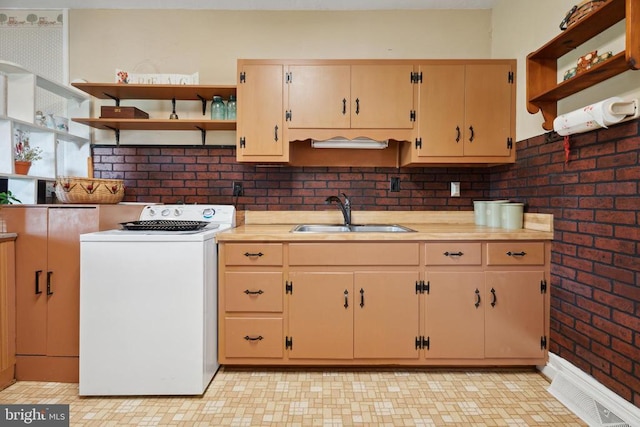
[325,193,351,226]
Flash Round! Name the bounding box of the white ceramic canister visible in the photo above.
[486,200,509,227]
[501,203,524,229]
[473,200,488,225]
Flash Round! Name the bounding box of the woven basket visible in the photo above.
[55,177,125,204]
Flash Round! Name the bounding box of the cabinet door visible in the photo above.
[287,65,350,129]
[46,208,97,357]
[353,271,420,359]
[425,272,484,359]
[417,65,465,157]
[237,64,286,159]
[288,272,353,359]
[463,64,513,157]
[351,64,415,129]
[484,271,546,359]
[5,208,48,356]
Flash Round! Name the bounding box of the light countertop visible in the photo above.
[217,210,554,242]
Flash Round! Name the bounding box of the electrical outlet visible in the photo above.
[390,177,400,192]
[450,182,460,197]
[232,181,244,196]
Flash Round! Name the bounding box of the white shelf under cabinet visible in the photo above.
[0,60,91,204]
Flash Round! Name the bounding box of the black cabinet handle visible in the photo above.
[506,251,527,257]
[359,288,364,308]
[244,289,264,295]
[243,335,264,341]
[355,98,360,115]
[344,289,349,308]
[490,288,497,307]
[46,271,53,296]
[474,288,480,308]
[469,126,475,142]
[342,98,347,115]
[444,251,464,257]
[35,270,42,295]
[455,126,460,143]
[244,252,264,258]
[274,125,279,142]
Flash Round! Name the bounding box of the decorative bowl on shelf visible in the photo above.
[55,177,125,204]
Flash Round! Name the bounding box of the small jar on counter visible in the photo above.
[226,95,237,120]
[211,96,226,120]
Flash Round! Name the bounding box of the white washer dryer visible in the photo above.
[79,204,235,396]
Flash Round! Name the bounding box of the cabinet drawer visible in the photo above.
[425,243,481,266]
[486,242,545,265]
[289,243,420,266]
[225,272,283,312]
[225,318,283,358]
[224,243,283,266]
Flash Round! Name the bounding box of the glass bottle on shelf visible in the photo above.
[211,96,226,120]
[226,95,237,120]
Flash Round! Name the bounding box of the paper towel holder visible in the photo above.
[553,98,639,136]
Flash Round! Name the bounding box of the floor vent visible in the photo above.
[549,371,631,427]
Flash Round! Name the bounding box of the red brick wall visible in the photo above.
[490,118,640,406]
[92,117,639,406]
[92,145,491,210]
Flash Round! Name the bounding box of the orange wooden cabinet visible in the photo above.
[2,204,143,382]
[0,236,16,390]
[236,62,288,162]
[400,61,516,166]
[218,240,550,367]
[424,241,549,365]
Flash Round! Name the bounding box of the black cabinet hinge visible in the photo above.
[239,137,246,148]
[285,336,293,350]
[415,280,429,294]
[508,71,514,83]
[415,336,429,350]
[411,71,423,84]
[507,137,513,149]
[286,72,292,84]
[240,72,246,83]
[285,281,293,295]
[415,138,422,149]
[541,279,547,294]
[285,110,292,121]
[541,336,547,349]
[410,110,416,122]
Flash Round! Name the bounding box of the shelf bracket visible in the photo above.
[105,126,120,145]
[103,93,121,107]
[196,126,206,145]
[197,94,207,115]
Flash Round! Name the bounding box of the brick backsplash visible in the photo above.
[490,118,640,406]
[92,117,640,406]
[92,145,491,210]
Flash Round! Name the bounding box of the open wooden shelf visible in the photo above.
[526,0,639,130]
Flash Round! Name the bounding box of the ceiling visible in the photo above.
[0,0,497,10]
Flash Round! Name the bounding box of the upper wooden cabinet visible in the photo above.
[236,62,288,162]
[287,63,415,135]
[400,61,516,166]
[527,0,640,130]
[237,59,516,166]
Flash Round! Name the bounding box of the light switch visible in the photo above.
[450,182,460,197]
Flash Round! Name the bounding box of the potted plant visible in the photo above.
[14,129,42,175]
[0,190,21,205]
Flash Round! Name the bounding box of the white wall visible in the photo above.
[69,9,491,146]
[69,5,640,145]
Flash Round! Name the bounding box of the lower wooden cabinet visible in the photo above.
[3,204,143,382]
[0,237,16,390]
[218,240,550,367]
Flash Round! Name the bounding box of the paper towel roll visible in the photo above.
[553,97,637,136]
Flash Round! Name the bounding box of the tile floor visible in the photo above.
[0,367,585,426]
